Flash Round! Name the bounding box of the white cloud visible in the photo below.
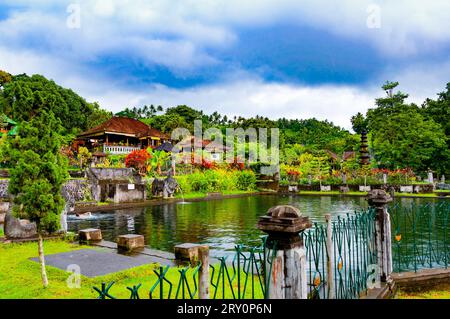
[1,0,450,73]
[1,1,449,132]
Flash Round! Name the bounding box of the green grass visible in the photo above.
[0,239,262,299]
[397,283,450,299]
[394,192,439,198]
[175,190,256,200]
[0,227,3,237]
[298,191,368,196]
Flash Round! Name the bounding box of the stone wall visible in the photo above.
[62,179,93,203]
[87,168,146,203]
[287,184,435,193]
[114,184,147,203]
[0,178,93,205]
[88,168,142,183]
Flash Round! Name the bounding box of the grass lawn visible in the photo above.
[396,283,450,299]
[298,191,368,196]
[175,190,256,200]
[0,239,262,299]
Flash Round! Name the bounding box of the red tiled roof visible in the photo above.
[138,127,170,140]
[78,117,153,138]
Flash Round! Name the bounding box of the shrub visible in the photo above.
[175,175,193,194]
[125,149,151,174]
[235,170,257,191]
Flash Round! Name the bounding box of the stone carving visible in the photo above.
[60,201,75,233]
[0,180,9,199]
[4,206,37,239]
[151,173,180,198]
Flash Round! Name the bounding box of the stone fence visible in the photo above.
[280,183,435,194]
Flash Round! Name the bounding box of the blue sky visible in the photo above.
[0,0,449,129]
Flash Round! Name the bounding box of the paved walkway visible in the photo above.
[30,247,175,277]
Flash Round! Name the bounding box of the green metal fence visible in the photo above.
[93,237,276,299]
[390,201,449,273]
[93,201,450,299]
[209,238,277,299]
[302,208,378,299]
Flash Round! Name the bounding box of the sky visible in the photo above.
[0,0,449,130]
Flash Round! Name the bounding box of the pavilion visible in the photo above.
[76,117,168,155]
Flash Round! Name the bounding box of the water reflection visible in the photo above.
[68,194,440,256]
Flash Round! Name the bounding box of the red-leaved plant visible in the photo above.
[125,149,151,175]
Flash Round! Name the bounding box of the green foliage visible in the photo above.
[351,112,368,134]
[353,81,450,176]
[235,170,257,191]
[77,146,92,169]
[115,104,164,119]
[174,169,256,194]
[142,113,190,133]
[421,82,450,144]
[6,110,68,233]
[0,70,12,88]
[277,118,356,155]
[0,73,110,135]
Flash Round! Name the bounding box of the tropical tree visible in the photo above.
[77,146,92,169]
[0,70,12,88]
[362,82,449,175]
[147,149,170,175]
[125,149,151,175]
[6,110,68,287]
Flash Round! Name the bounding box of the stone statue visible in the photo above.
[151,172,180,199]
[4,205,37,239]
[60,201,75,233]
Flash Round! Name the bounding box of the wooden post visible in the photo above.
[368,190,393,283]
[258,205,312,299]
[198,246,210,299]
[325,214,335,299]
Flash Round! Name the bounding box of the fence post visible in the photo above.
[325,214,335,299]
[198,245,210,299]
[258,205,312,299]
[368,189,393,283]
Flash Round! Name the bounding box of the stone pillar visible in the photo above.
[117,234,145,252]
[79,228,102,243]
[198,246,210,299]
[325,214,335,299]
[367,190,393,282]
[383,173,387,185]
[258,205,312,299]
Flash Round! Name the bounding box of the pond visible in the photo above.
[68,194,444,258]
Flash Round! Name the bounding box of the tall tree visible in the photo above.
[366,82,449,174]
[1,73,106,134]
[6,110,68,287]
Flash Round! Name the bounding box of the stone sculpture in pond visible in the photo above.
[151,173,180,198]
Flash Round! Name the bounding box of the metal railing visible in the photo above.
[302,208,378,299]
[103,145,141,154]
[390,201,449,273]
[92,202,448,299]
[93,238,276,299]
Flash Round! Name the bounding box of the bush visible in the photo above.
[172,168,256,194]
[235,170,257,191]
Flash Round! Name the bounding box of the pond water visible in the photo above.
[68,194,442,257]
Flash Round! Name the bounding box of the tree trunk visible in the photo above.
[38,233,49,288]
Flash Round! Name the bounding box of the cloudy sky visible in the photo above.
[0,0,449,130]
